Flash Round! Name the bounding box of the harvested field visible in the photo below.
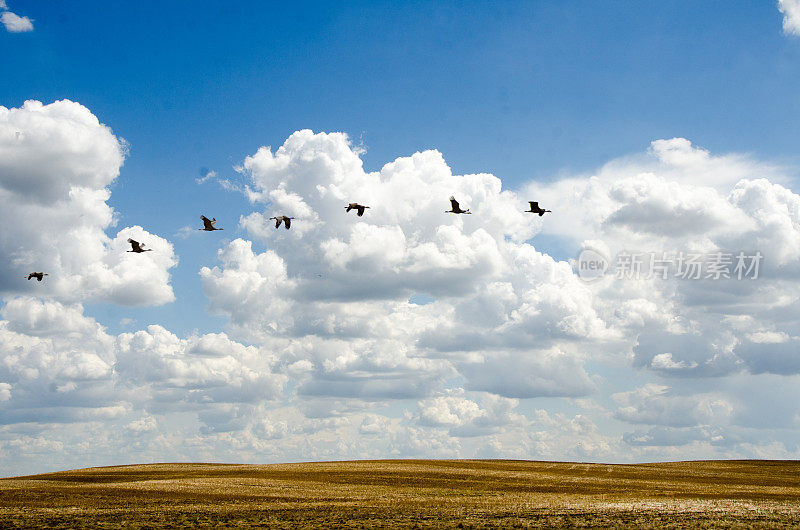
[1,459,799,528]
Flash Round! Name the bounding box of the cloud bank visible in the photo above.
[1,102,800,476]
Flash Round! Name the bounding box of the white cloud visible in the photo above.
[196,169,217,184]
[779,0,800,36]
[114,326,286,407]
[0,296,285,435]
[458,350,597,398]
[0,100,123,199]
[746,330,790,343]
[1,11,33,32]
[124,415,157,434]
[199,130,606,404]
[200,131,800,432]
[0,100,176,306]
[416,391,523,437]
[0,298,118,425]
[612,384,734,428]
[4,123,800,473]
[650,353,698,371]
[528,138,800,379]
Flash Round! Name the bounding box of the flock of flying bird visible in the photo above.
[24,197,551,281]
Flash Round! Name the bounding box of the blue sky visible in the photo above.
[2,1,800,475]
[5,0,800,337]
[6,1,800,175]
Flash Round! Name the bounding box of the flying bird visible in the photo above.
[525,201,551,216]
[199,215,223,231]
[26,272,48,281]
[345,203,370,217]
[270,216,295,229]
[446,196,471,214]
[127,238,153,253]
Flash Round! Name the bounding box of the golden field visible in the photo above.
[1,459,799,528]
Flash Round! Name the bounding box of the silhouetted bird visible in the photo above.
[127,238,153,253]
[525,201,551,216]
[26,272,48,281]
[345,203,370,217]
[199,215,223,231]
[270,216,294,229]
[446,196,471,214]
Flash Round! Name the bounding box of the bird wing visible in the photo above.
[450,197,459,211]
[346,204,353,212]
[285,218,291,229]
[530,201,539,210]
[127,238,140,250]
[357,206,365,216]
[275,218,281,228]
[201,215,214,229]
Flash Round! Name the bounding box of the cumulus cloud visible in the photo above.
[1,11,33,32]
[0,296,285,434]
[528,138,800,379]
[0,298,119,425]
[198,130,607,405]
[114,326,286,406]
[612,384,734,428]
[194,131,800,456]
[529,138,783,244]
[416,391,523,437]
[5,123,800,474]
[124,415,157,435]
[458,350,597,398]
[0,100,123,199]
[0,100,176,306]
[779,0,800,36]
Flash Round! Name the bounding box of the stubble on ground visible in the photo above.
[1,459,799,528]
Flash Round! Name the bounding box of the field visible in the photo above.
[1,459,799,528]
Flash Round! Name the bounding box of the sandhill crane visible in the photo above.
[26,272,48,281]
[199,215,223,231]
[127,238,153,253]
[446,196,471,214]
[525,201,551,216]
[269,216,295,229]
[345,203,370,217]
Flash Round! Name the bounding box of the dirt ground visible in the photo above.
[1,459,799,528]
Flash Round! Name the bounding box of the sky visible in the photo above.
[1,0,800,476]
